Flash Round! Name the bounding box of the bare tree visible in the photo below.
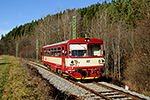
[61,10,81,40]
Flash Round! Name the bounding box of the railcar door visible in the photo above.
[61,46,65,72]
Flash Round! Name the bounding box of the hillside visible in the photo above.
[0,0,150,96]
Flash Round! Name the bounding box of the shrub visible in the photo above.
[124,51,150,96]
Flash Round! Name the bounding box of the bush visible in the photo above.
[124,51,150,96]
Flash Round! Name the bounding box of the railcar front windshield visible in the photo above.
[88,43,103,56]
[69,43,103,57]
[69,44,87,57]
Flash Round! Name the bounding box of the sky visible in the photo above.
[0,0,111,39]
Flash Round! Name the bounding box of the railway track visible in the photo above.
[77,82,147,100]
[25,60,149,100]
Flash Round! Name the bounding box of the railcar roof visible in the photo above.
[42,38,103,48]
[42,40,69,48]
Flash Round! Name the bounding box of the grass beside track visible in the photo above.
[0,56,10,99]
[0,55,51,100]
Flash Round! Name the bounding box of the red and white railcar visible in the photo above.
[42,38,105,80]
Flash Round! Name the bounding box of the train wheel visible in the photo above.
[57,69,62,75]
[48,65,51,70]
[46,65,49,69]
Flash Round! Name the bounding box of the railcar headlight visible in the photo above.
[101,59,105,63]
[70,61,74,66]
[71,60,74,64]
[70,60,80,66]
[84,38,91,42]
[98,59,105,64]
[98,60,101,64]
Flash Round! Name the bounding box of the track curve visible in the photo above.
[25,60,149,100]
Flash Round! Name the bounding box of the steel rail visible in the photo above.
[26,61,148,100]
[27,61,111,100]
[93,82,147,100]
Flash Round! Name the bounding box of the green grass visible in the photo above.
[0,56,10,99]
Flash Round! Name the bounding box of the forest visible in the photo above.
[0,0,150,96]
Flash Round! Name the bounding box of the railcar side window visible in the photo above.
[54,47,56,56]
[44,49,47,55]
[88,44,103,56]
[44,49,49,56]
[51,48,54,56]
[58,47,61,57]
[49,49,51,56]
[49,48,52,56]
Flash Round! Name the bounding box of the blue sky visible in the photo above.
[0,0,111,38]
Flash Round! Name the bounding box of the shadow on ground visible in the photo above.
[0,63,11,66]
[74,76,125,87]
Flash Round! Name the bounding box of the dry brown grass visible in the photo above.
[1,56,52,100]
[20,60,79,100]
[0,55,80,100]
